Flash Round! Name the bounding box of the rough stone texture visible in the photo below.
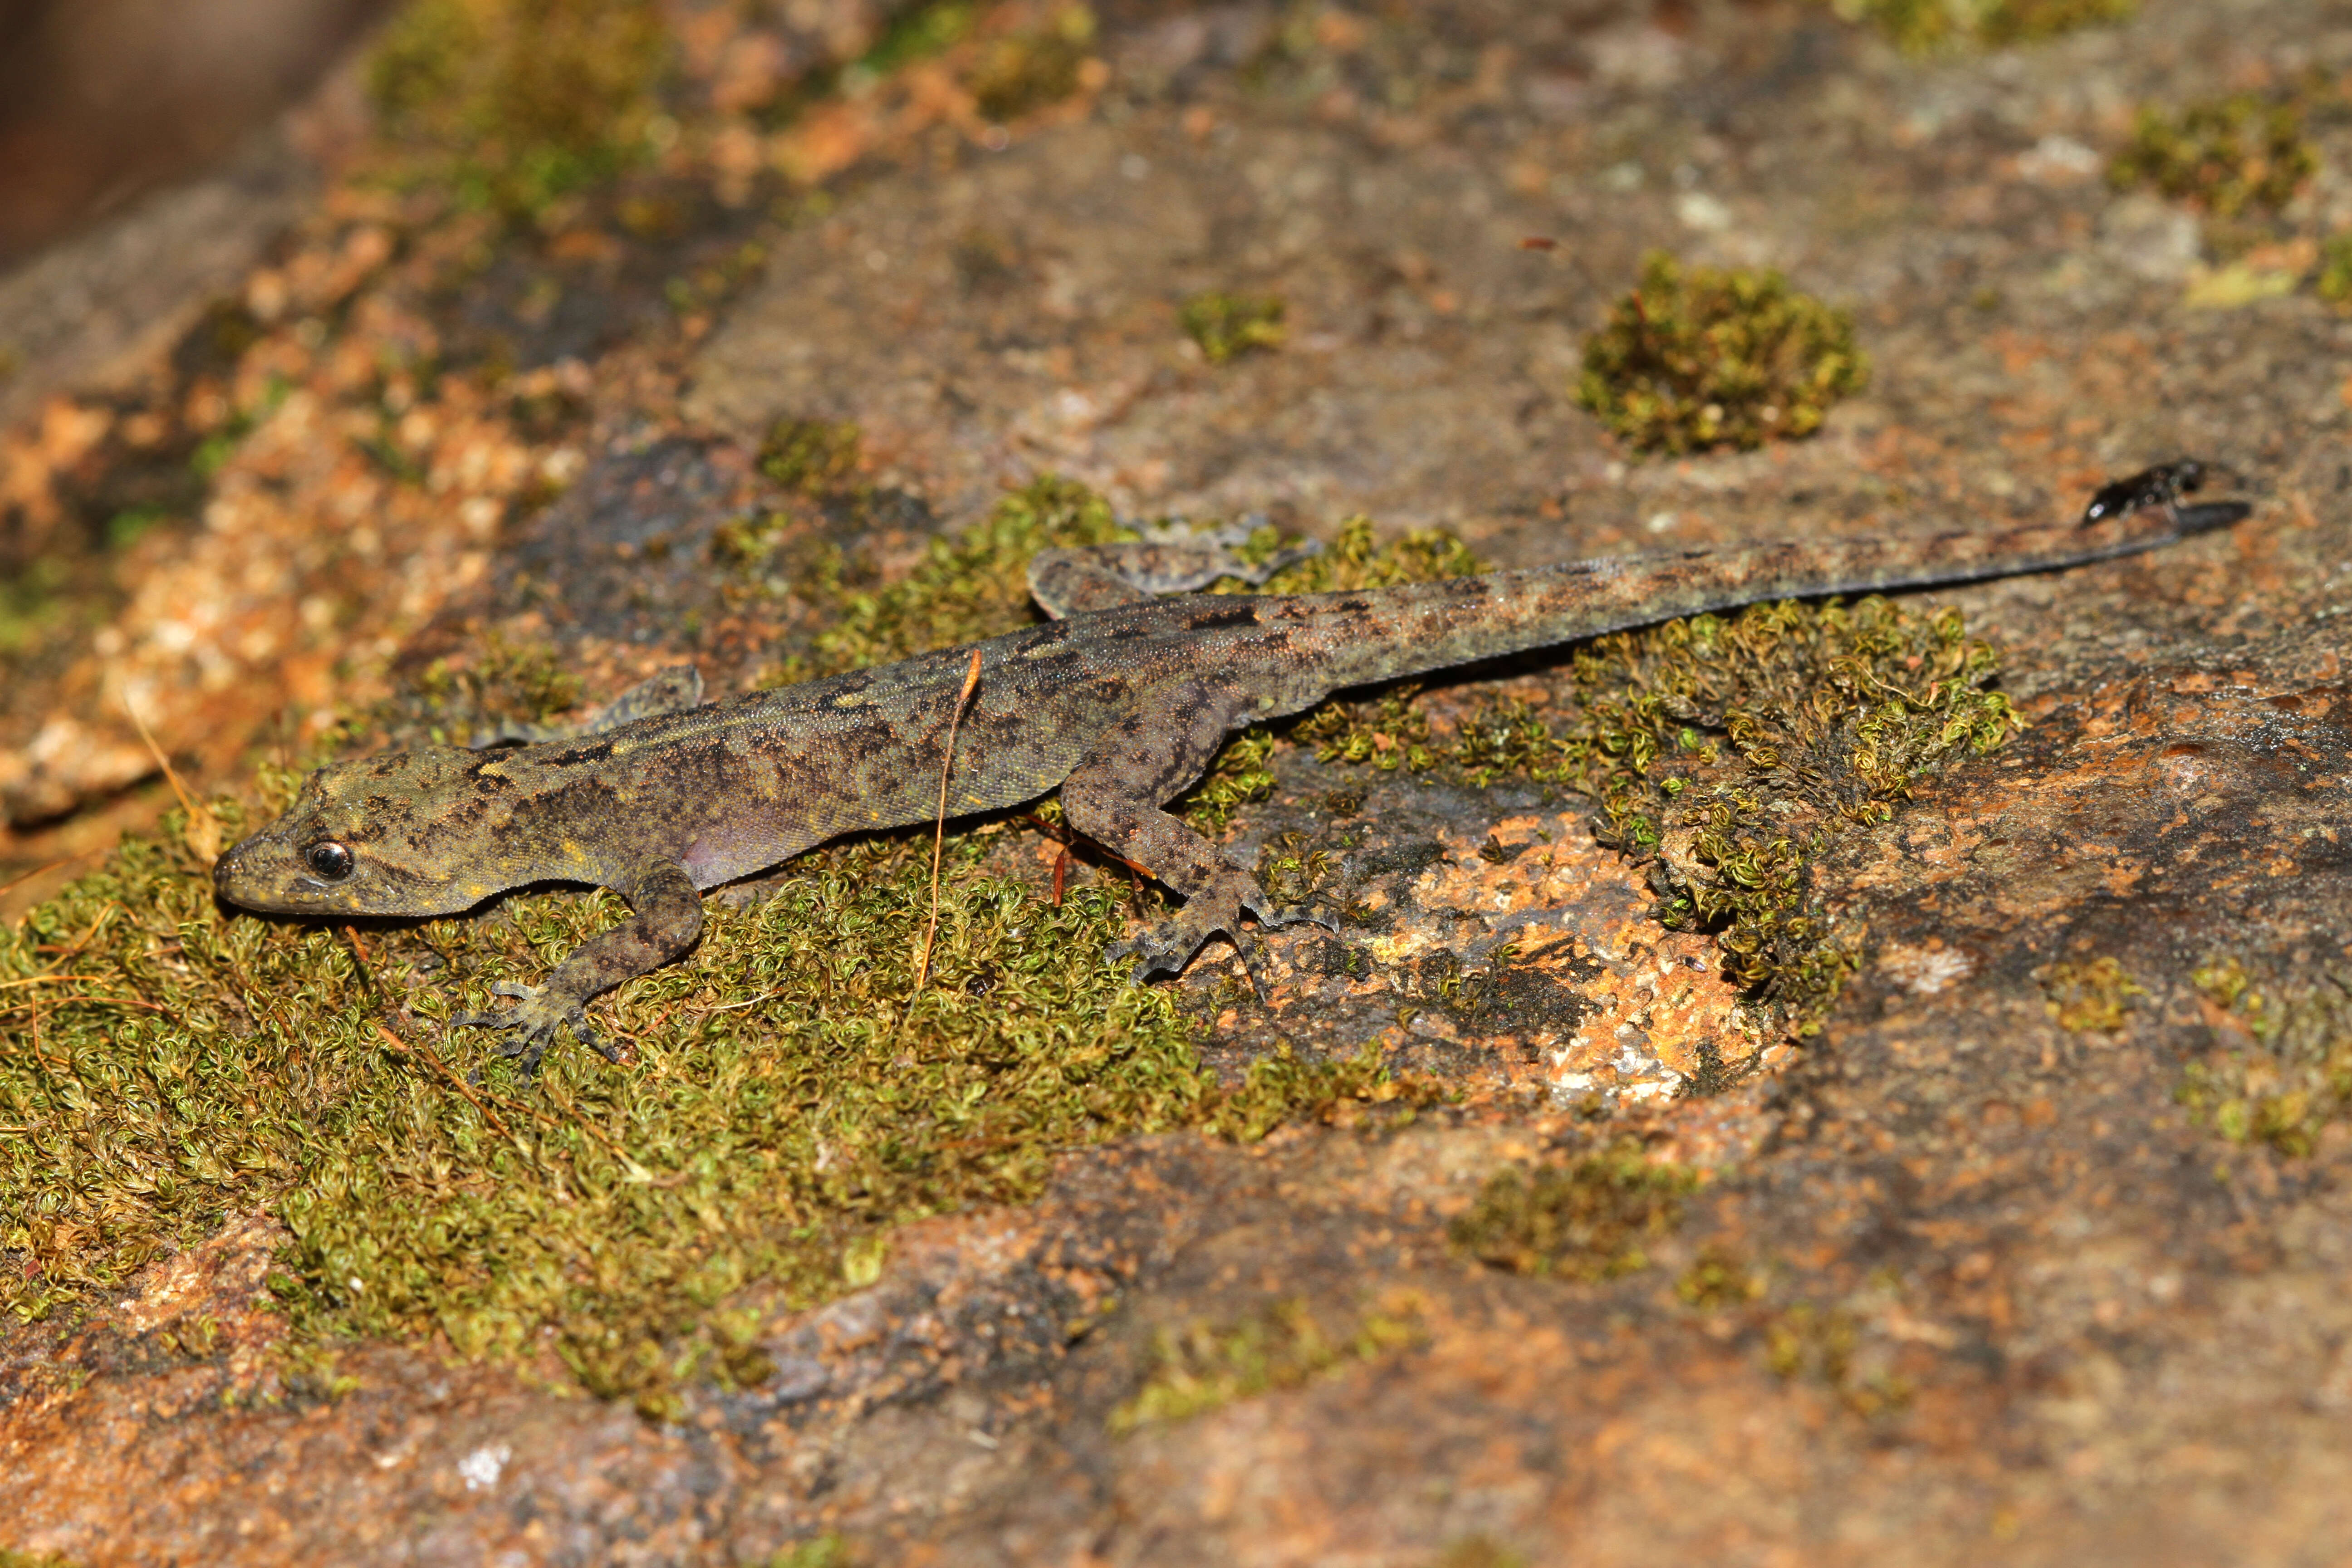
[0,20,380,433]
[6,0,2352,1562]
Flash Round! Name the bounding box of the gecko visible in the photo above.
[213,481,2251,1073]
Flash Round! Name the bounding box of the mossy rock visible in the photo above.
[1828,0,2137,53]
[2107,93,2318,220]
[1575,251,1867,458]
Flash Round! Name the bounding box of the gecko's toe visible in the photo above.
[1107,919,1212,984]
[1251,541,1323,580]
[452,980,625,1078]
[1107,932,1180,981]
[1228,928,1274,1000]
[1251,899,1336,933]
[578,1021,634,1066]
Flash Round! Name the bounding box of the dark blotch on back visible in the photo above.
[1186,604,1260,630]
[547,739,617,768]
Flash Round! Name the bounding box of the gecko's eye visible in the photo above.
[305,842,356,880]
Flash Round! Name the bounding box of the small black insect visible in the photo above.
[2080,460,2207,526]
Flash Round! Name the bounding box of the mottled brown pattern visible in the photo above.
[213,504,2245,1073]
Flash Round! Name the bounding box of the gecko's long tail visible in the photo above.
[1296,500,2250,691]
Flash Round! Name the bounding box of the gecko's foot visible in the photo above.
[1214,516,1323,583]
[1158,516,1321,585]
[454,980,632,1078]
[1106,880,1336,1000]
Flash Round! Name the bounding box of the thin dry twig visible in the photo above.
[907,649,985,1017]
[372,1022,517,1141]
[0,973,140,992]
[120,690,222,864]
[339,925,382,1000]
[2,996,171,1022]
[0,854,96,904]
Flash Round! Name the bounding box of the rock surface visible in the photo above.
[4,0,2352,1563]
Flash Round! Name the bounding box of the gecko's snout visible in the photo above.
[211,831,269,906]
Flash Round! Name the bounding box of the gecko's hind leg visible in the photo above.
[1062,679,1334,997]
[451,860,704,1077]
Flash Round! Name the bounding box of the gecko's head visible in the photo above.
[214,746,521,918]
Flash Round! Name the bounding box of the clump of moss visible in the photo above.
[368,0,669,220]
[1828,0,2135,53]
[2177,960,2352,1157]
[1108,1292,1424,1432]
[1676,1244,1764,1309]
[759,417,865,495]
[1303,596,2019,1029]
[2316,233,2352,311]
[966,6,1098,123]
[759,1538,857,1568]
[1576,251,1867,457]
[1180,727,1278,831]
[1763,1300,1909,1414]
[809,474,1125,671]
[2107,93,2317,220]
[710,418,872,573]
[2042,956,2144,1034]
[401,633,584,745]
[1449,1146,1695,1280]
[1181,292,1288,365]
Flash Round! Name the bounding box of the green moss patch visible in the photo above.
[1109,1291,1424,1432]
[368,0,670,220]
[807,473,1126,672]
[759,1538,857,1568]
[1676,1245,1765,1309]
[758,417,867,496]
[1449,1146,1695,1280]
[1827,0,2135,53]
[1302,596,2019,1032]
[2178,960,2352,1158]
[2316,233,2352,311]
[2042,956,2144,1034]
[967,6,1098,123]
[399,633,586,745]
[1181,292,1289,365]
[2108,93,2317,221]
[1576,251,1867,457]
[1764,1301,1909,1414]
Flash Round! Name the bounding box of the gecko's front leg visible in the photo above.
[455,859,705,1076]
[1062,679,1333,996]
